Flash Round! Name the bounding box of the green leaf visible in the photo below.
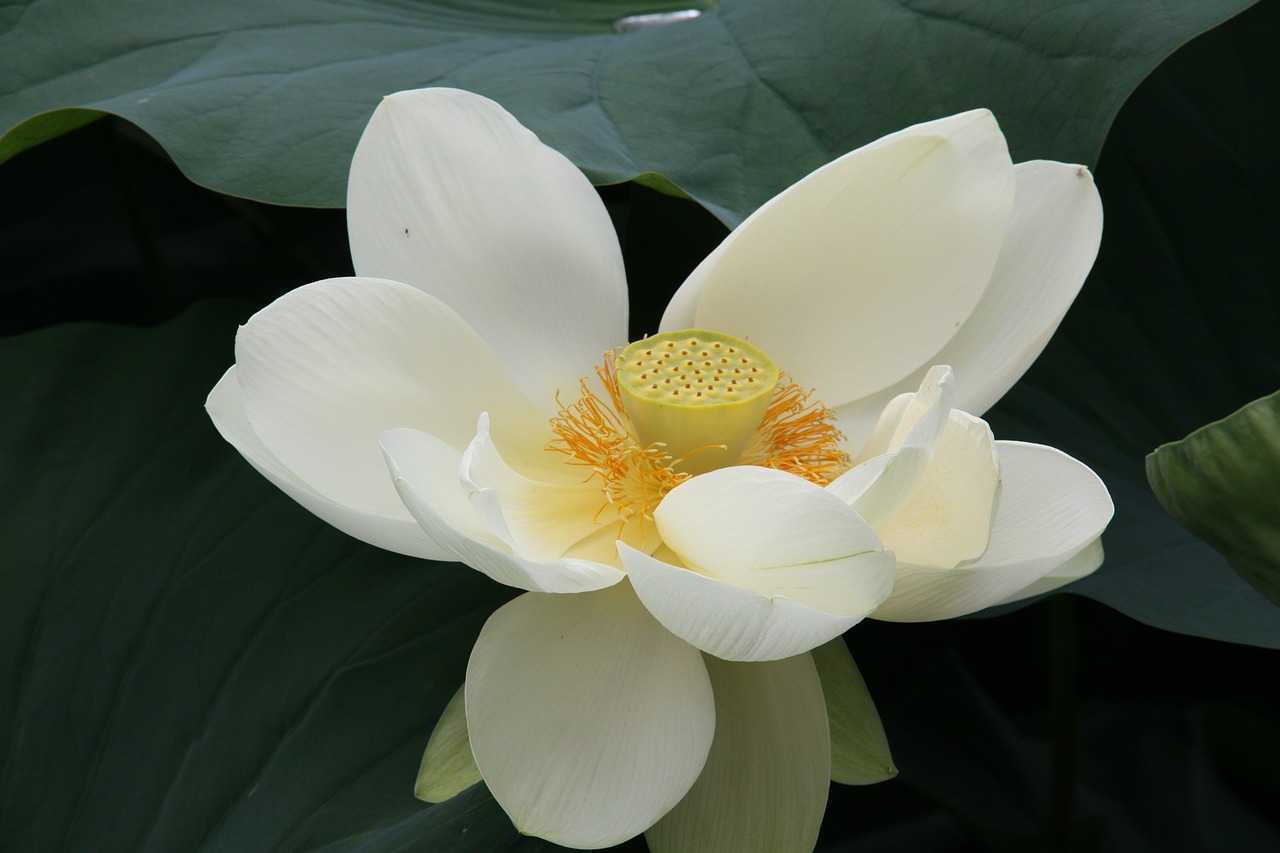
[812,639,896,786]
[982,0,1280,647]
[0,303,553,852]
[0,108,106,162]
[0,0,1254,225]
[1147,391,1280,607]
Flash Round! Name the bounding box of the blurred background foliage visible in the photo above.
[2,0,1279,850]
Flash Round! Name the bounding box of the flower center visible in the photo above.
[548,328,848,533]
[616,330,779,476]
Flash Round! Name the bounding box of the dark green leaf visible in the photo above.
[882,655,1279,851]
[0,0,1255,225]
[983,0,1280,646]
[0,303,548,852]
[1147,391,1280,606]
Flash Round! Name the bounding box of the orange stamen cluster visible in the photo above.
[548,356,690,530]
[548,348,850,530]
[737,377,850,485]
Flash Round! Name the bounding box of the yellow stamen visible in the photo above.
[737,380,850,485]
[548,359,690,536]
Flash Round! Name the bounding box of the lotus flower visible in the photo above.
[207,88,1113,851]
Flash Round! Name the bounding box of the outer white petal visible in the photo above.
[940,161,1103,414]
[234,277,546,525]
[461,413,615,565]
[874,410,1000,568]
[206,367,446,559]
[624,467,895,661]
[645,655,829,853]
[382,428,624,594]
[667,110,1014,407]
[466,584,715,849]
[873,441,1113,621]
[990,538,1105,607]
[347,88,628,403]
[831,159,1104,429]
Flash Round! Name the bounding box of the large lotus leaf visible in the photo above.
[1147,391,1280,607]
[0,0,1257,226]
[982,0,1280,646]
[0,302,555,852]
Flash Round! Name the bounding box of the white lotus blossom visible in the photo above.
[207,88,1113,851]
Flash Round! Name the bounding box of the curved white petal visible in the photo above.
[348,88,628,403]
[942,161,1103,414]
[461,413,618,565]
[624,467,895,661]
[828,365,953,527]
[234,277,546,525]
[875,410,1000,568]
[466,584,714,849]
[830,159,1103,430]
[621,545,868,662]
[853,365,954,463]
[415,686,481,803]
[831,369,999,568]
[873,441,1112,621]
[990,537,1105,607]
[975,442,1113,566]
[645,655,829,853]
[811,638,896,785]
[667,110,1015,407]
[206,367,447,559]
[382,428,624,593]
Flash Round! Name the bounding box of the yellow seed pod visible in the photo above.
[615,329,779,475]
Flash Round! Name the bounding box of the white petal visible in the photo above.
[990,538,1105,607]
[853,364,954,463]
[206,366,446,559]
[811,638,896,785]
[382,428,624,594]
[234,277,547,525]
[830,159,1103,429]
[975,442,1113,566]
[873,441,1112,621]
[466,584,714,849]
[415,686,481,803]
[347,88,628,403]
[461,413,617,565]
[875,410,1000,568]
[669,110,1015,407]
[942,161,1103,414]
[645,655,829,853]
[831,370,1001,570]
[621,545,867,662]
[624,467,895,661]
[828,366,953,528]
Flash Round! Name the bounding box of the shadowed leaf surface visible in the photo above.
[983,0,1280,646]
[0,0,1255,225]
[0,302,550,852]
